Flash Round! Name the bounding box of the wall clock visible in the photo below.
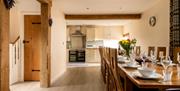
[3,0,15,9]
[149,16,156,27]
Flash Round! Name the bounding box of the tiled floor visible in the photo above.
[10,66,106,91]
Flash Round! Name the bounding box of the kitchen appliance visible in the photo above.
[69,50,85,62]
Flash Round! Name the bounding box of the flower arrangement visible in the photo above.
[119,39,137,57]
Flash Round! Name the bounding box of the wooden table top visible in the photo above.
[118,62,180,89]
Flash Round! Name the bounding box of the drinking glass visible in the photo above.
[141,52,147,68]
[161,57,172,70]
[160,57,172,81]
[150,54,157,69]
[163,70,173,81]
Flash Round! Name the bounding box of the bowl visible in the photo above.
[138,67,155,77]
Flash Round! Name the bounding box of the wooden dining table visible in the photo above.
[118,62,180,91]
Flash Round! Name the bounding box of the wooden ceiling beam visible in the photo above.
[65,14,141,20]
[37,0,52,6]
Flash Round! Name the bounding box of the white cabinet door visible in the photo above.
[95,26,104,40]
[102,26,123,40]
[86,27,95,41]
[103,27,111,40]
[86,49,100,63]
[85,49,95,63]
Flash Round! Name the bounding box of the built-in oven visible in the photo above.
[69,50,85,62]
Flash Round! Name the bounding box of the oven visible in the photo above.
[69,50,85,62]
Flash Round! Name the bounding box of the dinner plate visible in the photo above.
[118,59,130,63]
[122,64,141,69]
[134,72,163,80]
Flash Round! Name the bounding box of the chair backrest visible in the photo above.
[157,47,166,60]
[173,47,180,63]
[104,47,110,63]
[135,46,141,56]
[148,46,155,56]
[109,48,123,91]
[99,46,103,60]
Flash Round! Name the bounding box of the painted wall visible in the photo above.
[123,0,170,56]
[51,0,67,82]
[10,5,20,42]
[9,0,67,84]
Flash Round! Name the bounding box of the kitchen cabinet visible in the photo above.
[85,48,100,63]
[86,26,95,41]
[95,26,123,40]
[95,26,104,40]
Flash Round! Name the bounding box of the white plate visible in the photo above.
[134,72,163,80]
[122,64,141,69]
[118,59,130,63]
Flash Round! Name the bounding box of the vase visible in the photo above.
[125,49,130,58]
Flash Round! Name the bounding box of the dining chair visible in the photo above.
[103,47,111,91]
[166,88,180,91]
[99,46,106,83]
[135,46,141,56]
[157,47,166,61]
[148,46,155,56]
[109,48,124,91]
[173,47,180,63]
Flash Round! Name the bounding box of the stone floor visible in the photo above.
[10,66,106,91]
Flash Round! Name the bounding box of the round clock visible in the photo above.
[3,0,15,9]
[149,16,156,27]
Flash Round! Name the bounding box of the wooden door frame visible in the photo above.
[0,0,10,91]
[0,0,52,90]
[37,0,52,88]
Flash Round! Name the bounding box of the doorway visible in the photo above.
[24,15,41,81]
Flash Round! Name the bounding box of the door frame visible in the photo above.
[0,0,52,90]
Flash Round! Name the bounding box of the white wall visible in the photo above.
[9,0,67,84]
[123,0,170,56]
[10,5,20,42]
[51,0,67,83]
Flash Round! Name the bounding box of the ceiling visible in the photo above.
[58,0,161,14]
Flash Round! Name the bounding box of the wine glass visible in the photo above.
[141,52,147,68]
[150,54,157,69]
[161,56,172,70]
[161,57,172,82]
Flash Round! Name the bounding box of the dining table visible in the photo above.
[117,61,180,91]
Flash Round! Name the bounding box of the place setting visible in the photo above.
[121,53,141,69]
[117,55,130,63]
[132,65,163,80]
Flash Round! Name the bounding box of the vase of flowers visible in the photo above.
[119,39,137,57]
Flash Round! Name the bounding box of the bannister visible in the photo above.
[10,36,20,44]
